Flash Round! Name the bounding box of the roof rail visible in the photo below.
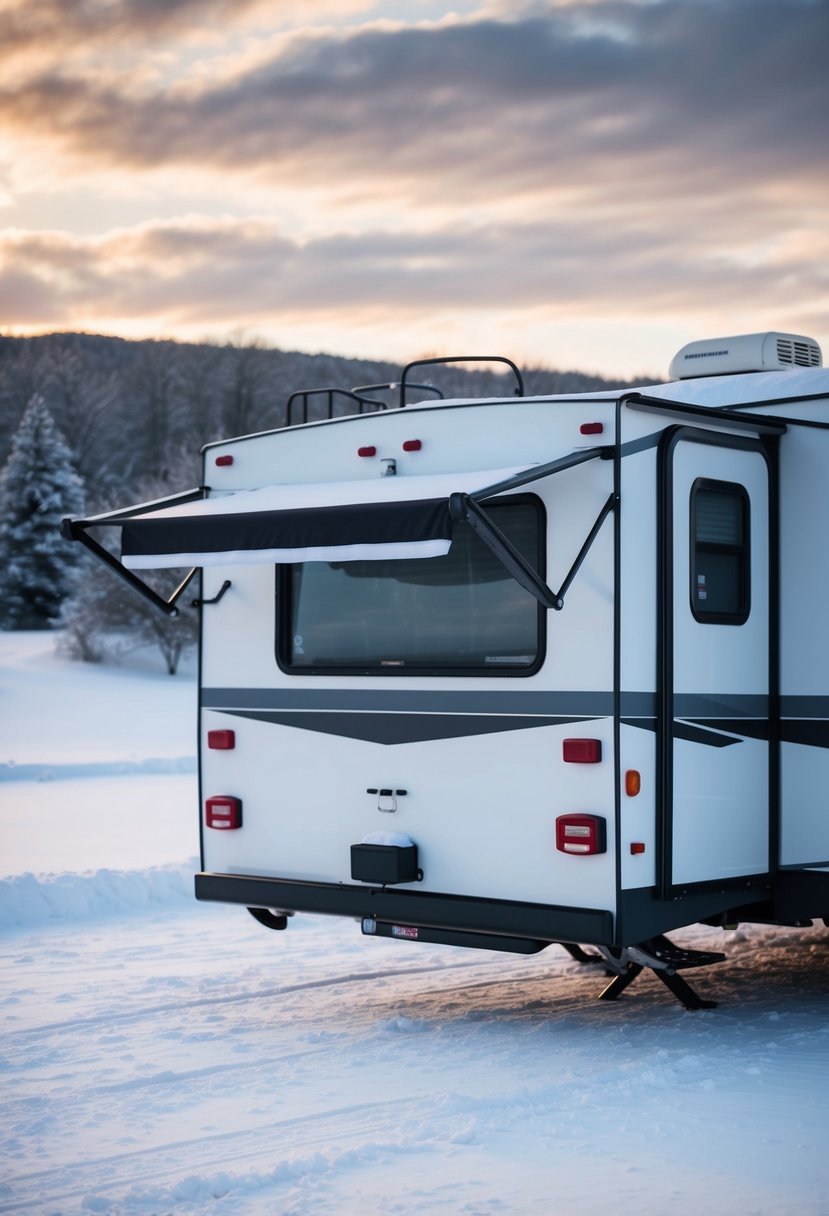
[398,356,524,409]
[285,387,387,426]
[286,356,525,425]
[351,381,445,407]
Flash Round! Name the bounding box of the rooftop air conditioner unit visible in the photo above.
[669,332,822,380]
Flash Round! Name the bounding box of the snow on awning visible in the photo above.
[120,466,534,570]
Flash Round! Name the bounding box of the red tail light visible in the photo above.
[206,796,242,830]
[556,814,607,855]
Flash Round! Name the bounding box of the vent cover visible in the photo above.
[669,332,823,379]
[776,336,821,368]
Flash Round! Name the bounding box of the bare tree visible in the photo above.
[220,336,272,437]
[60,557,198,674]
[43,345,121,493]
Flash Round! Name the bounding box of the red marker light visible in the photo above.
[207,729,235,750]
[358,446,377,458]
[562,739,602,764]
[215,454,234,466]
[402,439,422,452]
[580,422,604,436]
[630,841,646,855]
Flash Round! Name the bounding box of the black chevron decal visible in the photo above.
[218,709,594,745]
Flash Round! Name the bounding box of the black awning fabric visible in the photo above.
[117,466,533,570]
[122,496,452,569]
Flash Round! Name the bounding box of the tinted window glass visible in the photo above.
[280,499,543,672]
[691,481,749,623]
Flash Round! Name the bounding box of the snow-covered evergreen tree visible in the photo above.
[0,395,85,629]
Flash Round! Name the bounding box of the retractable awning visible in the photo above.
[116,466,534,570]
[62,445,610,617]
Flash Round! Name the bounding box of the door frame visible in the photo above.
[655,425,779,899]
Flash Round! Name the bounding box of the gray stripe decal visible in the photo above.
[619,432,662,458]
[203,688,774,719]
[673,694,768,717]
[781,696,829,717]
[202,688,616,715]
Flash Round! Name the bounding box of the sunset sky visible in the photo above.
[0,0,827,380]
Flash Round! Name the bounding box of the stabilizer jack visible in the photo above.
[595,935,725,1010]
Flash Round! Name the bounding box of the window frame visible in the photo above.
[689,477,750,625]
[276,493,547,677]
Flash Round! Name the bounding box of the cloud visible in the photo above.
[1,0,826,206]
[2,1,827,373]
[0,0,374,65]
[2,213,826,344]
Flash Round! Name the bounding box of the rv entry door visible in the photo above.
[659,430,771,892]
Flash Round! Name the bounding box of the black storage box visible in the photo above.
[351,842,419,885]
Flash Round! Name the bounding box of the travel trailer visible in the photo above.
[63,332,829,1008]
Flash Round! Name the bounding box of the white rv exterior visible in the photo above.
[64,333,829,1002]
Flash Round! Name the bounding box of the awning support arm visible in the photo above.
[61,486,206,618]
[70,486,207,525]
[557,493,616,604]
[61,519,198,617]
[449,491,616,611]
[621,392,787,436]
[470,446,612,500]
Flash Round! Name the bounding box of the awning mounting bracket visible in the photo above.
[192,579,232,608]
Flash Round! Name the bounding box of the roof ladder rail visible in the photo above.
[351,381,444,408]
[398,356,524,408]
[285,387,388,426]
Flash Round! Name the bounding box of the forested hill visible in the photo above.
[0,332,630,513]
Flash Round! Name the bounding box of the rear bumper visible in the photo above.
[195,871,614,946]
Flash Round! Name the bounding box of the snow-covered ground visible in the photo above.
[2,633,829,1215]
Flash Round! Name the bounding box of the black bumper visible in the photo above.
[195,872,614,947]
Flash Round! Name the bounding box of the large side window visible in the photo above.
[690,479,750,624]
[278,497,545,675]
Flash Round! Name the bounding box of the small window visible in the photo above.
[690,479,749,624]
[278,497,545,675]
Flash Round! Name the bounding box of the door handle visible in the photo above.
[366,788,408,813]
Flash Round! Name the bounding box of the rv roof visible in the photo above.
[402,365,829,413]
[632,366,829,409]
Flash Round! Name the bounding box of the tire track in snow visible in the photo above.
[0,1092,438,1213]
[3,956,494,1039]
[4,925,829,1215]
